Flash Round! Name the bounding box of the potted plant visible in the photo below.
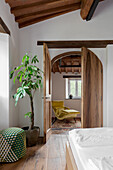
[10,54,43,146]
[69,94,73,99]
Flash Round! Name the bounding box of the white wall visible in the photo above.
[52,73,81,116]
[106,45,113,127]
[19,0,113,134]
[0,0,20,128]
[0,33,9,129]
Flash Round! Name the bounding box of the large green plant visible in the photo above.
[10,54,43,130]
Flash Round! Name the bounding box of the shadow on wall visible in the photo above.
[34,89,43,136]
[0,96,9,130]
[94,0,113,18]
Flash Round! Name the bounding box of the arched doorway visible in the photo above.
[43,45,103,143]
[51,51,82,129]
[51,48,103,129]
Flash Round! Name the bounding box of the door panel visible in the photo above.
[43,43,51,143]
[81,47,103,128]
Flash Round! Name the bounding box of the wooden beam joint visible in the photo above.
[0,17,10,35]
[86,0,99,21]
[80,0,102,20]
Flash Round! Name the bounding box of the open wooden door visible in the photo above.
[81,47,103,128]
[43,43,51,143]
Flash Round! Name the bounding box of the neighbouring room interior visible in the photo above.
[51,52,82,130]
[1,0,113,170]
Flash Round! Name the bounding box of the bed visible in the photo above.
[66,128,113,170]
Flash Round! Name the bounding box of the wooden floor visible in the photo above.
[0,131,69,170]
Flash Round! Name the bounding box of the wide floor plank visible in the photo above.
[0,131,69,170]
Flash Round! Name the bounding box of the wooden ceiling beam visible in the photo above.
[65,67,68,73]
[86,0,99,21]
[58,65,62,74]
[51,51,81,66]
[0,17,10,35]
[6,0,80,8]
[79,68,81,73]
[63,75,81,78]
[71,61,74,73]
[62,60,68,73]
[80,0,103,20]
[6,0,104,28]
[11,0,55,10]
[5,0,54,8]
[19,8,79,28]
[52,56,81,73]
[62,58,80,63]
[38,40,113,48]
[11,0,80,17]
[80,0,95,20]
[16,3,80,23]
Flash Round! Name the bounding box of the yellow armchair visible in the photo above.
[52,101,80,120]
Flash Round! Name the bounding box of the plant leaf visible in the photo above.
[31,55,39,64]
[10,70,14,79]
[25,89,31,96]
[15,93,20,106]
[24,112,31,118]
[13,76,18,84]
[15,65,23,71]
[19,73,23,83]
[22,54,27,63]
[39,79,41,84]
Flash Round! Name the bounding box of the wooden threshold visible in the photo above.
[37,40,113,48]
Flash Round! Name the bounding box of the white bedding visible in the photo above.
[70,128,113,148]
[89,156,113,170]
[69,128,113,170]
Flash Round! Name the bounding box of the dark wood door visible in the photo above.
[81,47,103,128]
[43,43,51,143]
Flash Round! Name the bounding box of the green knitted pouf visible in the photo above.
[0,127,26,162]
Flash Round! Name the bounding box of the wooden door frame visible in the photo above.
[43,43,52,143]
[81,47,103,128]
[43,45,103,142]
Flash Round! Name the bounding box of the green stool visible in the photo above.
[0,127,26,162]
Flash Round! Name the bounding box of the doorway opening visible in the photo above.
[43,43,103,143]
[51,51,82,131]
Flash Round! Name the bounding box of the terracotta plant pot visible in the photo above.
[22,126,40,147]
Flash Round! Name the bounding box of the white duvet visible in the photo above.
[69,128,113,148]
[69,128,113,170]
[89,156,113,170]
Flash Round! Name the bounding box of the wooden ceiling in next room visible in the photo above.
[5,0,104,28]
[52,53,81,74]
